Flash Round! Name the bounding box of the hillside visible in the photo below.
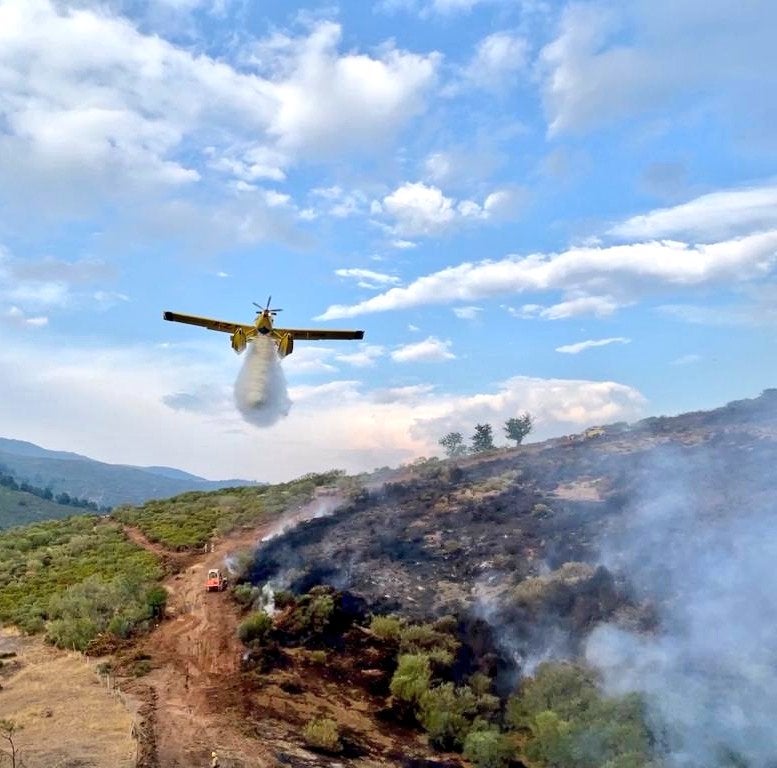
[2,391,775,768]
[0,484,79,529]
[0,437,255,508]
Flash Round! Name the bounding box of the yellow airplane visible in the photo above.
[163,296,364,357]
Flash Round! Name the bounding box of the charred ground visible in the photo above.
[245,390,777,673]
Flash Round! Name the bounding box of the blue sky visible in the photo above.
[1,0,776,481]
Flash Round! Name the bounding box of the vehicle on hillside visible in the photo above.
[205,568,228,592]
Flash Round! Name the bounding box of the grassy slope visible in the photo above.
[0,485,79,529]
[112,470,347,550]
[0,515,161,632]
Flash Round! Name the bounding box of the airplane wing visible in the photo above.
[276,328,364,341]
[163,311,252,335]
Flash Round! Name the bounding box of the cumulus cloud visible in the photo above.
[318,231,777,319]
[0,251,125,316]
[310,185,369,218]
[391,336,456,363]
[0,329,647,481]
[462,31,528,91]
[334,344,385,368]
[374,181,525,237]
[0,2,439,235]
[555,337,630,355]
[539,1,777,137]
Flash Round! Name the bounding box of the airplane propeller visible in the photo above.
[253,296,283,315]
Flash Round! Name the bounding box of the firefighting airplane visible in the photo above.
[163,297,364,357]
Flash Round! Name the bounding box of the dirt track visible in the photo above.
[122,523,272,767]
[124,495,347,768]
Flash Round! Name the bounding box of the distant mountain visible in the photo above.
[0,438,256,508]
[0,484,80,530]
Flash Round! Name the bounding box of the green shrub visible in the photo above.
[463,729,515,768]
[237,611,273,644]
[307,650,327,664]
[273,589,296,609]
[302,717,342,753]
[418,682,477,751]
[390,654,432,705]
[507,663,653,768]
[112,470,345,550]
[370,614,403,641]
[233,583,257,607]
[133,659,152,677]
[0,517,161,636]
[400,622,459,657]
[287,588,336,636]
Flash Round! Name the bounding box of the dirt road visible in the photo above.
[124,493,346,768]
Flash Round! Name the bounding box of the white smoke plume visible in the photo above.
[585,445,777,767]
[260,492,346,543]
[234,336,291,427]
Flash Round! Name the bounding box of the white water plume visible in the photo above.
[234,336,291,427]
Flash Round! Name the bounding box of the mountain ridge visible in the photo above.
[0,437,256,510]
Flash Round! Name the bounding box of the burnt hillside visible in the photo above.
[245,390,777,674]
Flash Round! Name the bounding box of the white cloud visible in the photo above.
[463,31,528,91]
[430,0,488,12]
[453,305,482,320]
[318,231,777,319]
[335,268,401,290]
[311,186,369,218]
[556,337,630,355]
[282,346,338,375]
[0,333,646,481]
[539,2,777,137]
[392,239,418,249]
[391,336,455,363]
[3,306,49,328]
[259,22,439,156]
[671,353,702,366]
[334,344,385,368]
[376,181,525,237]
[609,184,777,242]
[0,3,439,235]
[516,295,621,320]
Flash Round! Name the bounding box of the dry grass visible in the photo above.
[0,631,135,768]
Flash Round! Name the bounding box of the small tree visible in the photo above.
[438,432,467,458]
[390,654,432,704]
[0,719,22,768]
[504,413,533,446]
[471,424,495,453]
[464,728,515,768]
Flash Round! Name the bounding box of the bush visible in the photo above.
[463,729,514,768]
[237,611,273,645]
[390,654,432,705]
[302,717,342,753]
[370,614,403,642]
[418,682,477,751]
[273,589,296,609]
[507,662,653,768]
[232,583,256,607]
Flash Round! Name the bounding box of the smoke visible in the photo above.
[260,492,347,543]
[234,336,291,427]
[584,443,777,767]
